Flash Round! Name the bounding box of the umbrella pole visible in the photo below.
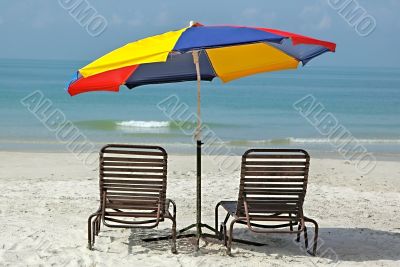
[193,50,202,246]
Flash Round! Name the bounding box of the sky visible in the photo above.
[1,0,399,67]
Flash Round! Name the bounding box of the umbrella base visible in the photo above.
[142,222,265,249]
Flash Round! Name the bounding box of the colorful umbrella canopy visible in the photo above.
[67,23,336,96]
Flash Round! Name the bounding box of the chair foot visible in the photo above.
[88,211,100,250]
[215,202,221,239]
[304,225,309,249]
[194,236,201,251]
[171,246,177,254]
[171,231,177,254]
[307,249,316,256]
[95,217,101,236]
[222,224,227,246]
[215,202,231,242]
[296,222,301,242]
[226,219,237,255]
[304,216,319,256]
[168,199,177,254]
[171,224,177,254]
[218,224,224,240]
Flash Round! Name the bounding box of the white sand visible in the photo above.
[0,151,399,266]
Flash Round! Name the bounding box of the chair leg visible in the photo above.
[219,211,230,246]
[289,213,293,231]
[227,219,237,256]
[88,218,92,250]
[171,218,177,254]
[94,218,98,236]
[215,202,221,239]
[88,211,100,250]
[219,224,224,241]
[222,223,227,246]
[304,217,319,256]
[95,216,101,236]
[296,222,301,242]
[304,225,309,250]
[222,212,230,239]
[168,199,177,254]
[92,220,97,244]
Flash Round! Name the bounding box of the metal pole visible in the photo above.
[192,50,202,245]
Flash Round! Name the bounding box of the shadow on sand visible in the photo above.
[127,227,400,262]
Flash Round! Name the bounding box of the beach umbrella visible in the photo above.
[67,21,336,245]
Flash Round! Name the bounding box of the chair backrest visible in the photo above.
[236,149,310,219]
[99,144,168,215]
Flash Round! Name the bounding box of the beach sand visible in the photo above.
[0,151,399,266]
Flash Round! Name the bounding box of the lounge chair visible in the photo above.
[87,144,177,253]
[215,149,318,255]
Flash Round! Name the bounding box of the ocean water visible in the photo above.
[0,58,399,156]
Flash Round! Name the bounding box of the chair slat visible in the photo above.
[104,183,162,189]
[103,179,163,184]
[104,187,162,193]
[106,192,159,198]
[102,167,164,173]
[244,184,304,188]
[244,188,304,195]
[245,167,306,171]
[244,171,305,176]
[103,149,164,156]
[103,162,165,167]
[248,215,300,221]
[246,208,298,213]
[244,178,304,182]
[103,173,165,179]
[104,212,158,217]
[246,154,306,159]
[106,203,159,210]
[102,157,165,163]
[245,197,300,201]
[245,161,306,166]
[104,183,163,189]
[108,197,159,202]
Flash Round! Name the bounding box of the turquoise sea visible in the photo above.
[0,58,399,157]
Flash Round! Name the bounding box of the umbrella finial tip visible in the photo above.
[189,21,202,27]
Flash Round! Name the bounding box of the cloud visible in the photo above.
[127,18,143,27]
[262,12,277,25]
[108,12,143,27]
[299,5,332,31]
[239,7,276,26]
[317,15,332,30]
[241,7,259,19]
[32,14,55,29]
[110,14,123,26]
[154,8,169,26]
[1,1,59,29]
[127,11,144,27]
